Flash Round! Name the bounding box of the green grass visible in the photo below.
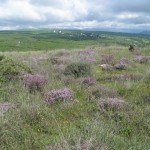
[0,31,150,149]
[0,29,150,52]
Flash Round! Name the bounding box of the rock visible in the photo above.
[114,63,127,70]
[98,64,114,70]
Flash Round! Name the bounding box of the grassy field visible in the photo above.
[0,30,150,150]
[0,29,150,51]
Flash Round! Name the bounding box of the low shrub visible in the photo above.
[44,88,74,104]
[0,55,5,61]
[24,74,47,92]
[64,62,91,78]
[129,45,135,52]
[0,57,32,83]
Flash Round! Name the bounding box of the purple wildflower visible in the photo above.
[44,88,74,104]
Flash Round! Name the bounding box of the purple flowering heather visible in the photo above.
[24,74,47,91]
[44,88,74,104]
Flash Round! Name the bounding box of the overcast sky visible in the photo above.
[0,0,150,31]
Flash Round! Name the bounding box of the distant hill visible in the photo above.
[140,31,150,35]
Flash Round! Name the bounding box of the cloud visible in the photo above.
[0,0,150,31]
[108,0,150,13]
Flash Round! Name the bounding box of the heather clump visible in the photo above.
[82,76,96,86]
[97,98,127,111]
[24,74,47,91]
[64,62,91,78]
[44,88,74,104]
[134,56,150,63]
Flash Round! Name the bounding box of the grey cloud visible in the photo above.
[108,0,150,13]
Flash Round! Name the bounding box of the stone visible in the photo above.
[98,64,114,70]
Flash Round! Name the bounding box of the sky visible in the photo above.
[0,0,150,32]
